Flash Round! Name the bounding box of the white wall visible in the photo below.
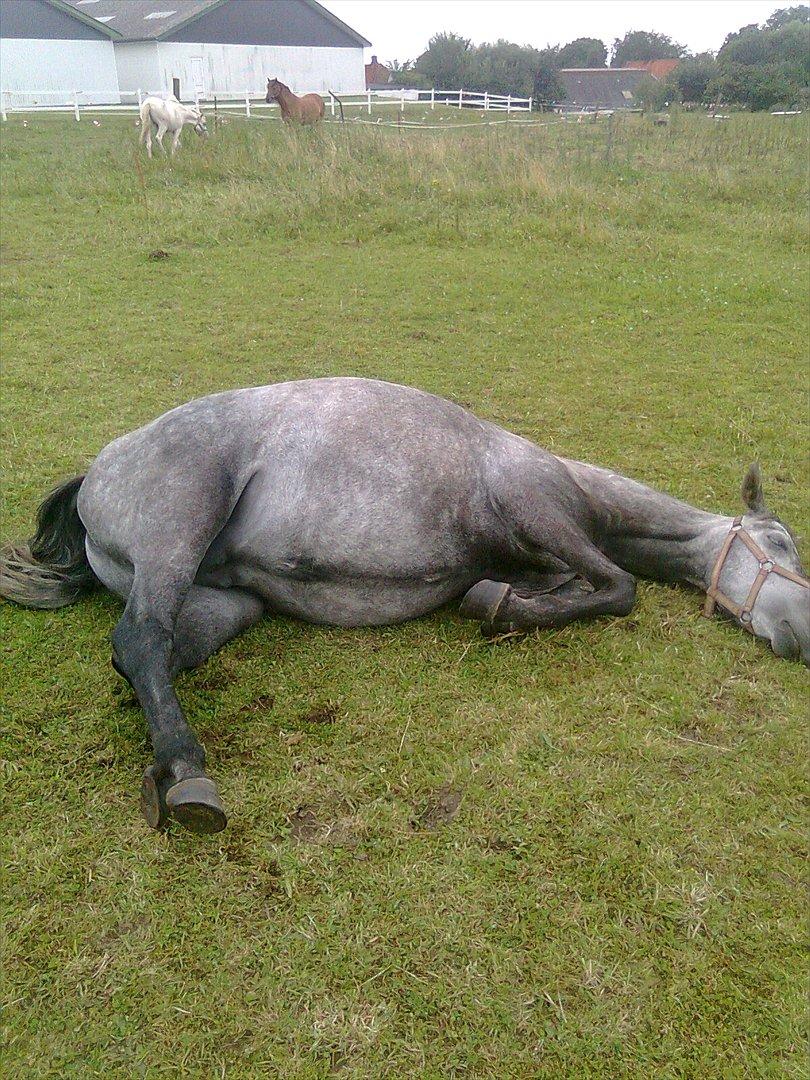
[114,43,162,99]
[116,42,365,99]
[0,38,120,105]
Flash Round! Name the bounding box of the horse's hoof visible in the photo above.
[165,777,227,834]
[459,580,511,623]
[140,766,169,830]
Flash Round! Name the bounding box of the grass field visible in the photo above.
[2,109,808,1078]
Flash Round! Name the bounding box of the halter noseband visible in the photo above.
[703,516,810,630]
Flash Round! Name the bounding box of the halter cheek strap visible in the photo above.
[703,516,810,630]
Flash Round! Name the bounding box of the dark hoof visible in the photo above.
[140,766,169,830]
[459,580,512,624]
[166,777,227,834]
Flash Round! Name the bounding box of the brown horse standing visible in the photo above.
[265,78,325,124]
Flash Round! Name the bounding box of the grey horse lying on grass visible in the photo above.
[2,378,807,834]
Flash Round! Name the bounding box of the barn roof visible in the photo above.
[558,67,649,109]
[623,59,680,80]
[57,0,370,46]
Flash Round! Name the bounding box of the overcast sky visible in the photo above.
[325,1,784,62]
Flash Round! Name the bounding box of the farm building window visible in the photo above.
[621,90,634,100]
[144,10,177,18]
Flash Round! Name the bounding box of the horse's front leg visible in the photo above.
[461,523,636,636]
[170,128,181,156]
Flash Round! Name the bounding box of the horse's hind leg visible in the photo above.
[155,122,168,155]
[171,585,265,674]
[109,536,254,833]
[131,584,264,830]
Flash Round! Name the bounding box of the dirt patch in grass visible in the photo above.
[411,784,463,830]
[288,804,362,847]
[299,702,340,726]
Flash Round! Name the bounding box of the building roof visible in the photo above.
[365,55,390,89]
[56,0,369,45]
[559,67,649,109]
[1,0,119,39]
[623,59,680,80]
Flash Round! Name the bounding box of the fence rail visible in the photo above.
[0,86,533,121]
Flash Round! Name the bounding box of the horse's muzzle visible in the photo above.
[770,619,809,666]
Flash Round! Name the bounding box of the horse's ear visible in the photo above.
[741,462,768,516]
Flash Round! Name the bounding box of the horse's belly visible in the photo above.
[222,567,473,627]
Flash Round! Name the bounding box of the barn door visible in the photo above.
[190,57,206,100]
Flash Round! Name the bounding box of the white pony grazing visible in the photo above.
[139,95,207,158]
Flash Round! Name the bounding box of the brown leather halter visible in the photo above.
[703,516,810,630]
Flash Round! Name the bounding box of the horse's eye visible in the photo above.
[768,533,788,551]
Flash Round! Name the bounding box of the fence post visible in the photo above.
[507,95,512,114]
[400,88,404,112]
[329,91,335,116]
[245,92,250,117]
[367,89,371,114]
[431,87,435,110]
[528,97,533,113]
[0,92,6,122]
[458,88,463,109]
[484,91,489,111]
[137,87,143,109]
[73,92,80,121]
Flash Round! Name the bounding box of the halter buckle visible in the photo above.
[759,559,774,572]
[740,609,752,624]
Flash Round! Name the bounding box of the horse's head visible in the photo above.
[190,109,208,137]
[707,464,809,664]
[265,78,282,103]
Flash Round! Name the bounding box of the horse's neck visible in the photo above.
[559,458,731,588]
[277,87,296,114]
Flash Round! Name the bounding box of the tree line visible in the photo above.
[386,6,809,111]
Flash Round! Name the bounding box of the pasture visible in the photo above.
[2,109,807,1077]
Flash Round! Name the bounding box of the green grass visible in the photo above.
[1,111,808,1078]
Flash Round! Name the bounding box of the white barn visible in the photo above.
[74,0,370,98]
[0,0,370,106]
[0,0,121,105]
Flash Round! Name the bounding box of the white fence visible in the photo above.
[0,86,532,121]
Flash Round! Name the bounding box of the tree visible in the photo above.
[673,54,720,102]
[636,75,671,110]
[414,32,473,88]
[714,8,810,109]
[764,4,809,29]
[709,63,801,109]
[386,60,430,89]
[471,39,546,97]
[611,30,687,67]
[533,51,564,104]
[556,37,607,68]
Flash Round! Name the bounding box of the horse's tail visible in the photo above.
[0,476,98,609]
[328,90,345,124]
